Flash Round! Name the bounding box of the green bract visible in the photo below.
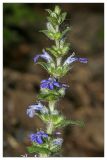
[38,87,65,101]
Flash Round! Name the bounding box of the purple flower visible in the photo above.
[33,49,53,63]
[40,77,68,90]
[52,138,63,146]
[29,131,48,144]
[40,77,60,90]
[55,132,61,135]
[61,84,69,88]
[78,58,88,63]
[63,52,88,66]
[27,102,48,118]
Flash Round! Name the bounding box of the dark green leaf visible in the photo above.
[45,9,52,14]
[61,27,71,38]
[39,30,54,40]
[37,62,49,71]
[47,16,58,26]
[54,5,61,15]
[47,22,56,33]
[61,12,67,23]
[55,119,85,128]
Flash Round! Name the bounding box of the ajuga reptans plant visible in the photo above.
[26,5,88,157]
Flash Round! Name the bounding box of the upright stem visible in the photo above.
[40,101,57,157]
[49,100,56,113]
[55,25,62,67]
[56,57,62,66]
[46,100,56,134]
[44,17,62,157]
[55,25,59,48]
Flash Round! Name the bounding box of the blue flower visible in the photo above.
[29,131,48,144]
[63,52,88,66]
[33,49,53,63]
[27,102,48,118]
[40,77,68,90]
[52,138,63,146]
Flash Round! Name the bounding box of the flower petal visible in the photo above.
[36,136,43,144]
[31,104,43,110]
[29,131,48,144]
[64,56,78,65]
[53,82,61,87]
[49,83,54,90]
[33,49,53,63]
[42,133,48,138]
[41,49,53,63]
[40,82,48,88]
[55,132,61,135]
[41,79,48,83]
[26,108,35,118]
[33,55,40,63]
[78,58,88,63]
[62,84,69,88]
[30,134,36,142]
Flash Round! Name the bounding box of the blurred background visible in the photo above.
[3,3,104,157]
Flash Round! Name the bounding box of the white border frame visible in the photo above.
[1,0,106,160]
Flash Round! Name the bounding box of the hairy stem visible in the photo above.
[46,100,56,134]
[56,57,62,66]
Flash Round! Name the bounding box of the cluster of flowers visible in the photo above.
[34,49,88,66]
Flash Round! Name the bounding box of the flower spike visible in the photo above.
[26,5,88,157]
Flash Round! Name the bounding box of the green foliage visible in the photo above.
[61,27,71,38]
[39,113,84,129]
[39,5,71,61]
[46,6,66,26]
[39,114,64,125]
[27,144,50,155]
[47,41,70,58]
[4,4,44,27]
[27,137,62,155]
[55,119,85,128]
[37,61,70,78]
[3,4,45,47]
[47,64,70,78]
[40,30,61,40]
[38,87,65,101]
[50,142,61,153]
